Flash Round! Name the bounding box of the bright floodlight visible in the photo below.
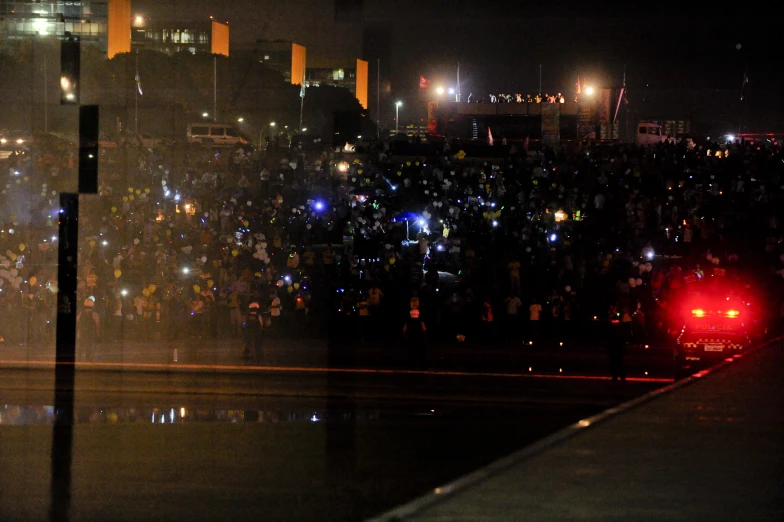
[302,128,308,132]
[550,233,557,242]
[60,76,71,91]
[134,15,144,25]
[237,117,244,123]
[584,86,595,96]
[314,201,325,211]
[448,88,455,95]
[396,101,403,107]
[270,122,276,127]
[727,134,735,142]
[435,87,445,95]
[202,112,209,118]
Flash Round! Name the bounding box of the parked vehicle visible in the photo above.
[187,123,247,147]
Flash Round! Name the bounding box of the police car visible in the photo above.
[672,270,754,370]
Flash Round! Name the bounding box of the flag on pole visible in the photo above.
[488,126,494,146]
[135,72,143,96]
[576,76,581,95]
[740,73,749,101]
[419,75,431,89]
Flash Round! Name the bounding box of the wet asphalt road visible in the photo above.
[0,363,668,522]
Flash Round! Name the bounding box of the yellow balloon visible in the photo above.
[114,269,122,279]
[18,243,25,252]
[9,253,17,261]
[144,188,151,194]
[389,257,396,265]
[111,206,117,213]
[148,284,156,293]
[207,279,214,287]
[358,169,363,175]
[193,285,201,293]
[243,220,249,227]
[165,230,171,236]
[89,240,96,248]
[254,272,262,277]
[135,189,141,195]
[293,282,300,290]
[128,195,135,201]
[127,187,134,193]
[142,289,150,297]
[29,276,37,286]
[287,286,293,294]
[122,196,129,202]
[231,249,239,257]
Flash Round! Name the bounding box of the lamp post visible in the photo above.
[395,101,402,135]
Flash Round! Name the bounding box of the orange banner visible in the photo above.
[107,0,131,59]
[211,21,230,57]
[291,43,306,85]
[355,59,368,109]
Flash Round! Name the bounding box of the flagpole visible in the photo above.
[44,53,48,133]
[456,62,460,102]
[299,54,306,133]
[134,50,138,135]
[376,59,380,138]
[538,64,542,96]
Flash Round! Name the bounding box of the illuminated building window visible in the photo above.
[333,69,344,81]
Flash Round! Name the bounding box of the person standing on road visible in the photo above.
[504,294,522,343]
[77,299,101,361]
[268,290,282,338]
[528,298,542,344]
[403,309,427,369]
[608,304,627,381]
[244,300,264,364]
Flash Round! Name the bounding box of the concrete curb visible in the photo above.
[367,334,784,522]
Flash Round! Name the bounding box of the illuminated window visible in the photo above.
[333,69,345,81]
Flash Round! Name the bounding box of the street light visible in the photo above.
[435,86,445,95]
[202,112,209,118]
[237,117,244,123]
[584,86,595,96]
[447,87,455,95]
[395,101,403,134]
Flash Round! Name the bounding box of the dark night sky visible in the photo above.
[134,0,783,128]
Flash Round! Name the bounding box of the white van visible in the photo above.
[187,123,247,147]
[636,122,666,146]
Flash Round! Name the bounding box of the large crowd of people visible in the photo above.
[1,130,783,358]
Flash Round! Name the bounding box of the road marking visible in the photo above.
[0,360,672,382]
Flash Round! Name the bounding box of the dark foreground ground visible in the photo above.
[0,364,666,522]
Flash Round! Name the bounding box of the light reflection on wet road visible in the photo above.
[0,367,666,522]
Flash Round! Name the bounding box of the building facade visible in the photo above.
[131,18,212,55]
[0,0,108,43]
